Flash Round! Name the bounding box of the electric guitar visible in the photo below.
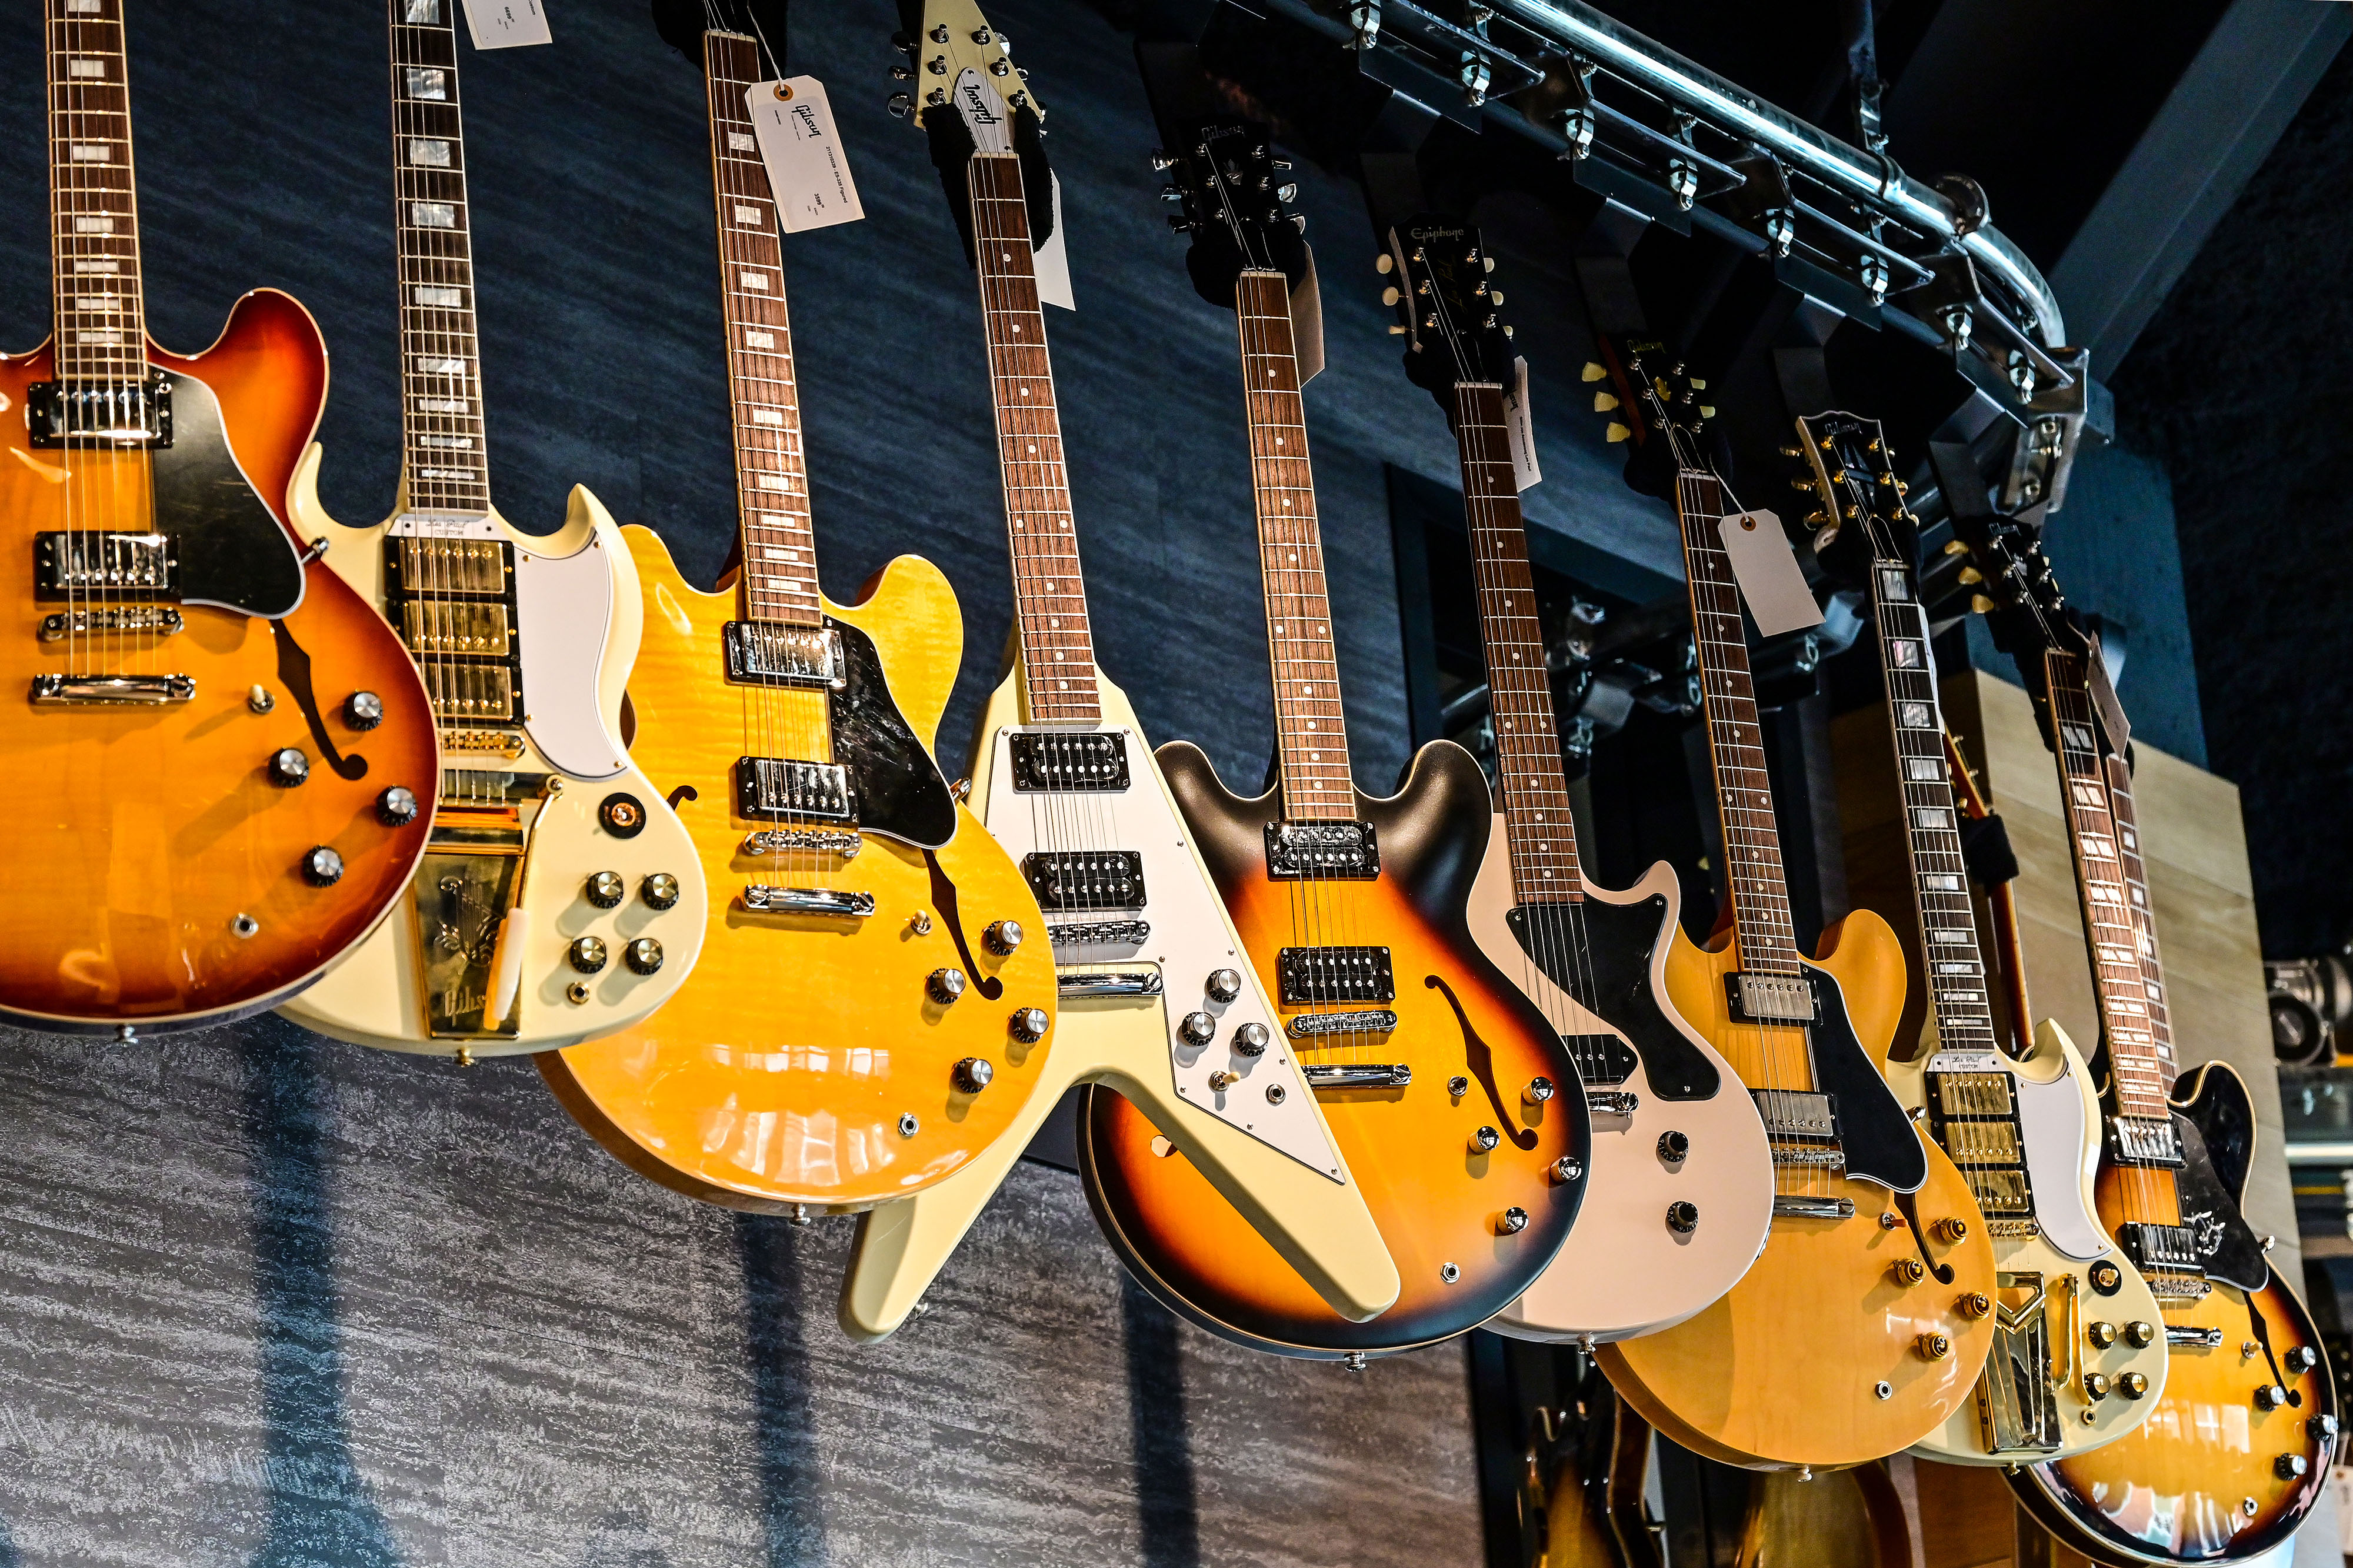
[1380,218,1774,1345]
[1792,412,2168,1463]
[0,0,437,1031]
[536,7,1059,1217]
[1074,118,1590,1362]
[1588,341,1997,1469]
[839,7,1398,1340]
[279,0,706,1059]
[1946,504,2337,1563]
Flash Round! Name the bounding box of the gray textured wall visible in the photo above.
[0,0,1521,1561]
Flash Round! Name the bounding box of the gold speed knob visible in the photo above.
[1917,1332,1952,1361]
[2088,1320,2119,1349]
[2118,1371,2150,1400]
[1889,1257,1926,1286]
[2126,1320,2158,1349]
[1957,1291,1991,1319]
[1932,1216,1968,1243]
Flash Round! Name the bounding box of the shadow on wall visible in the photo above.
[736,1214,827,1566]
[1121,1276,1199,1568]
[239,1017,400,1568]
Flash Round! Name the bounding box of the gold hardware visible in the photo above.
[1957,1291,1991,1318]
[909,911,934,936]
[1890,1258,1925,1286]
[1581,361,1607,382]
[1918,1332,1952,1361]
[1604,422,1631,443]
[1594,392,1619,412]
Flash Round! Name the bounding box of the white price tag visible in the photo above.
[746,78,866,233]
[458,0,551,48]
[1716,509,1824,638]
[1504,356,1542,492]
[1032,171,1075,312]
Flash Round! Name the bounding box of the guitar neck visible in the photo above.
[1867,556,1999,1051]
[1452,381,1584,902]
[1674,471,1801,972]
[2101,743,2179,1095]
[704,32,821,628]
[966,152,1099,722]
[1235,268,1351,822]
[2042,650,2174,1123]
[48,0,145,385]
[389,0,491,514]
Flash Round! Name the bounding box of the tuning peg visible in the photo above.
[1278,183,1299,202]
[891,29,915,48]
[1150,149,1174,171]
[1780,445,1803,458]
[1894,480,1909,495]
[1488,289,1504,306]
[1382,286,1400,306]
[1582,362,1608,383]
[1484,256,1496,272]
[1272,158,1293,170]
[891,63,915,80]
[1699,405,1715,418]
[1594,392,1619,412]
[886,92,914,118]
[1789,477,1814,491]
[1388,323,1408,336]
[1689,377,1708,390]
[1957,566,1984,585]
[1971,594,1996,614]
[1943,540,1969,556]
[1375,253,1394,274]
[1503,325,1514,338]
[1291,213,1308,232]
[1605,422,1631,443]
[1805,511,1830,525]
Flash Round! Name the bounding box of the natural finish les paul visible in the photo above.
[0,0,436,1030]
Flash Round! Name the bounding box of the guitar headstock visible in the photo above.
[1157,119,1307,306]
[893,0,1040,146]
[1789,410,1916,578]
[1383,218,1512,396]
[1582,337,1720,498]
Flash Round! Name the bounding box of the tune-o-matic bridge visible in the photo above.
[26,374,172,448]
[735,757,853,821]
[2107,1115,2184,1168]
[1010,730,1130,791]
[722,621,844,688]
[1727,970,1818,1023]
[1277,946,1395,1006]
[741,828,861,859]
[39,606,182,640]
[1264,819,1379,879]
[1022,850,1145,910]
[35,532,175,598]
[1046,918,1151,948]
[1287,1009,1399,1039]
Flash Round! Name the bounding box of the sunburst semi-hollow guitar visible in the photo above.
[1588,340,1996,1470]
[1381,215,1774,1345]
[537,10,1058,1216]
[280,0,706,1058]
[1944,499,2337,1563]
[1792,412,2169,1464]
[1075,118,1588,1362]
[838,21,1396,1340]
[0,0,437,1031]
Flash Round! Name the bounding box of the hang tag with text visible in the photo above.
[1504,356,1542,492]
[1034,171,1075,311]
[746,78,865,233]
[1717,509,1824,637]
[1291,248,1324,383]
[457,0,551,48]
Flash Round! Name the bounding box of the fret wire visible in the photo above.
[49,1,147,383]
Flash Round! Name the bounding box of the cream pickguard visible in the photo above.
[276,446,706,1056]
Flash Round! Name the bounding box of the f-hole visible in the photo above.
[925,849,1004,1000]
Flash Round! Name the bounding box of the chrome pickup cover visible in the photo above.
[742,885,874,918]
[2117,1220,2203,1276]
[1728,970,1817,1023]
[29,673,194,705]
[35,531,174,598]
[27,374,171,448]
[2108,1114,2184,1168]
[723,621,843,689]
[1752,1087,1839,1140]
[1010,729,1129,792]
[1286,1009,1398,1039]
[736,757,853,821]
[1264,819,1379,879]
[1304,1063,1412,1089]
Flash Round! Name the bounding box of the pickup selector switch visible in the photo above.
[641,872,680,910]
[1206,968,1242,1003]
[569,936,608,974]
[1232,1023,1269,1057]
[269,748,311,787]
[344,690,384,730]
[624,938,664,975]
[302,846,344,886]
[984,919,1024,955]
[1009,1007,1049,1043]
[1178,1011,1216,1046]
[928,968,968,1004]
[586,871,626,909]
[376,786,419,826]
[952,1057,994,1094]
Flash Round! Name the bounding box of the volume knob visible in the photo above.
[269,747,310,787]
[1178,1011,1216,1047]
[2284,1345,2320,1374]
[343,690,384,730]
[568,936,609,974]
[301,845,344,886]
[1522,1076,1557,1106]
[641,872,681,910]
[375,786,419,826]
[1665,1202,1699,1235]
[952,1057,995,1094]
[2256,1383,2289,1412]
[1469,1125,1500,1153]
[585,871,625,909]
[1009,1007,1049,1043]
[1231,1022,1270,1057]
[984,919,1025,955]
[2088,1320,2119,1349]
[624,938,664,975]
[927,968,968,1005]
[1205,968,1242,1003]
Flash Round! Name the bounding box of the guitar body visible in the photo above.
[538,527,1058,1213]
[276,449,705,1055]
[1471,828,1776,1343]
[2013,1061,2337,1564]
[1598,911,2001,1470]
[0,292,436,1030]
[1888,1017,2169,1463]
[838,662,1398,1339]
[1078,738,1588,1357]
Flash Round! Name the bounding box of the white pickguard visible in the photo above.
[1925,1035,2112,1262]
[981,726,1343,1179]
[386,513,625,781]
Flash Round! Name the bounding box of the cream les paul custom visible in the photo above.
[1380,219,1773,1345]
[283,0,705,1057]
[841,11,1396,1341]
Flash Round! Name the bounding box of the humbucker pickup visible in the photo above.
[1752,1087,1839,1141]
[736,757,854,821]
[1011,730,1130,792]
[1727,970,1818,1023]
[35,531,175,599]
[1265,820,1379,879]
[2117,1220,2203,1276]
[27,375,172,448]
[1277,946,1395,1005]
[724,621,844,688]
[1022,851,1144,910]
[1562,1033,1641,1086]
[1287,1009,1399,1039]
[2108,1115,2184,1168]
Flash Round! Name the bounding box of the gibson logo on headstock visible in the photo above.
[952,68,1014,155]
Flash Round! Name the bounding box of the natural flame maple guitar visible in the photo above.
[0,0,436,1030]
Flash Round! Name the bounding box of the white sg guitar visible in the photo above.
[841,32,1397,1337]
[276,0,704,1057]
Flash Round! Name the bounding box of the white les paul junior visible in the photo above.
[841,37,1397,1339]
[279,0,704,1057]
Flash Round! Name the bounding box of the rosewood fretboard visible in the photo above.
[46,0,144,387]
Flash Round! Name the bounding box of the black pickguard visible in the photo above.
[825,615,955,849]
[1506,895,1721,1100]
[2172,1103,2269,1293]
[148,368,304,618]
[1802,968,1928,1192]
[2177,1059,2257,1202]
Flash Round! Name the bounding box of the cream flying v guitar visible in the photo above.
[1791,412,2168,1463]
[1380,218,1774,1345]
[282,0,706,1057]
[840,11,1397,1340]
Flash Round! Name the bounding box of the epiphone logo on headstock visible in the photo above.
[1407,222,1466,246]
